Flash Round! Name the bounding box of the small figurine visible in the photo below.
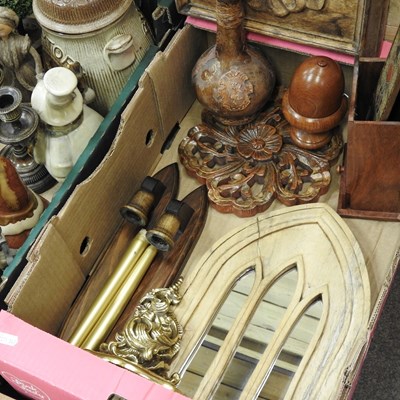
[0,6,43,100]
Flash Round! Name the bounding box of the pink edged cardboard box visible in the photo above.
[0,311,189,400]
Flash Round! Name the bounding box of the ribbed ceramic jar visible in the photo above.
[33,0,154,116]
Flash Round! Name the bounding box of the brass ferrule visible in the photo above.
[120,189,155,226]
[146,212,181,252]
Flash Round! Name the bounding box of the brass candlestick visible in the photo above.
[82,244,158,351]
[67,229,149,347]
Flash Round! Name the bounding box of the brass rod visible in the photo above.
[82,244,158,351]
[68,229,149,347]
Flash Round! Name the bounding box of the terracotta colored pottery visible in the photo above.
[192,0,275,126]
[0,156,47,249]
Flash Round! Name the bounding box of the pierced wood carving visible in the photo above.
[179,106,342,217]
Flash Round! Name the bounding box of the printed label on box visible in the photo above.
[1,371,51,400]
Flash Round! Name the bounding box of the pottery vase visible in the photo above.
[31,67,104,182]
[0,156,47,250]
[192,0,276,126]
[32,0,154,116]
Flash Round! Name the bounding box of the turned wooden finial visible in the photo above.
[0,156,47,249]
[282,56,347,149]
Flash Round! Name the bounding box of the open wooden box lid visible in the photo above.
[175,0,389,56]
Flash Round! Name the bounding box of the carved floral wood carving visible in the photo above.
[179,106,343,217]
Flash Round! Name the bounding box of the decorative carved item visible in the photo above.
[32,0,154,115]
[179,105,342,217]
[176,0,389,56]
[97,277,184,384]
[282,56,348,150]
[179,3,344,217]
[0,86,56,194]
[0,7,43,102]
[0,156,47,249]
[192,0,275,126]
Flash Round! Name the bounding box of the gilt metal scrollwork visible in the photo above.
[98,278,184,384]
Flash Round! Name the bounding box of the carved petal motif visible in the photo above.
[178,107,342,217]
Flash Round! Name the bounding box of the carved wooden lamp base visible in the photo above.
[178,105,343,217]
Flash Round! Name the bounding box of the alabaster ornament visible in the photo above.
[31,67,103,182]
[32,0,154,115]
[0,6,43,102]
[0,156,47,249]
[192,0,275,126]
[282,56,348,149]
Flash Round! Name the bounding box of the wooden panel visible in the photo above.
[338,58,400,221]
[176,0,388,55]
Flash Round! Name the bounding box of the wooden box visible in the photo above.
[176,0,389,56]
[338,57,400,221]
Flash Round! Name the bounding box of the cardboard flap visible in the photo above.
[3,26,206,335]
[146,24,208,139]
[5,222,85,334]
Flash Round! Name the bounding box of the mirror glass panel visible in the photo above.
[213,268,298,399]
[257,298,323,399]
[178,269,256,398]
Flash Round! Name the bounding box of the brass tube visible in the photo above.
[68,229,149,347]
[82,244,158,351]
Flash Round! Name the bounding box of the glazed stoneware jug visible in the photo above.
[31,67,104,182]
[32,0,154,115]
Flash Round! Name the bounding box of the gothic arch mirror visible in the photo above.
[171,203,370,399]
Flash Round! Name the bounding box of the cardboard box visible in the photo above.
[0,311,189,400]
[1,23,399,399]
[0,44,159,302]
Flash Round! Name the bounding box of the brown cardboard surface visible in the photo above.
[5,25,208,335]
